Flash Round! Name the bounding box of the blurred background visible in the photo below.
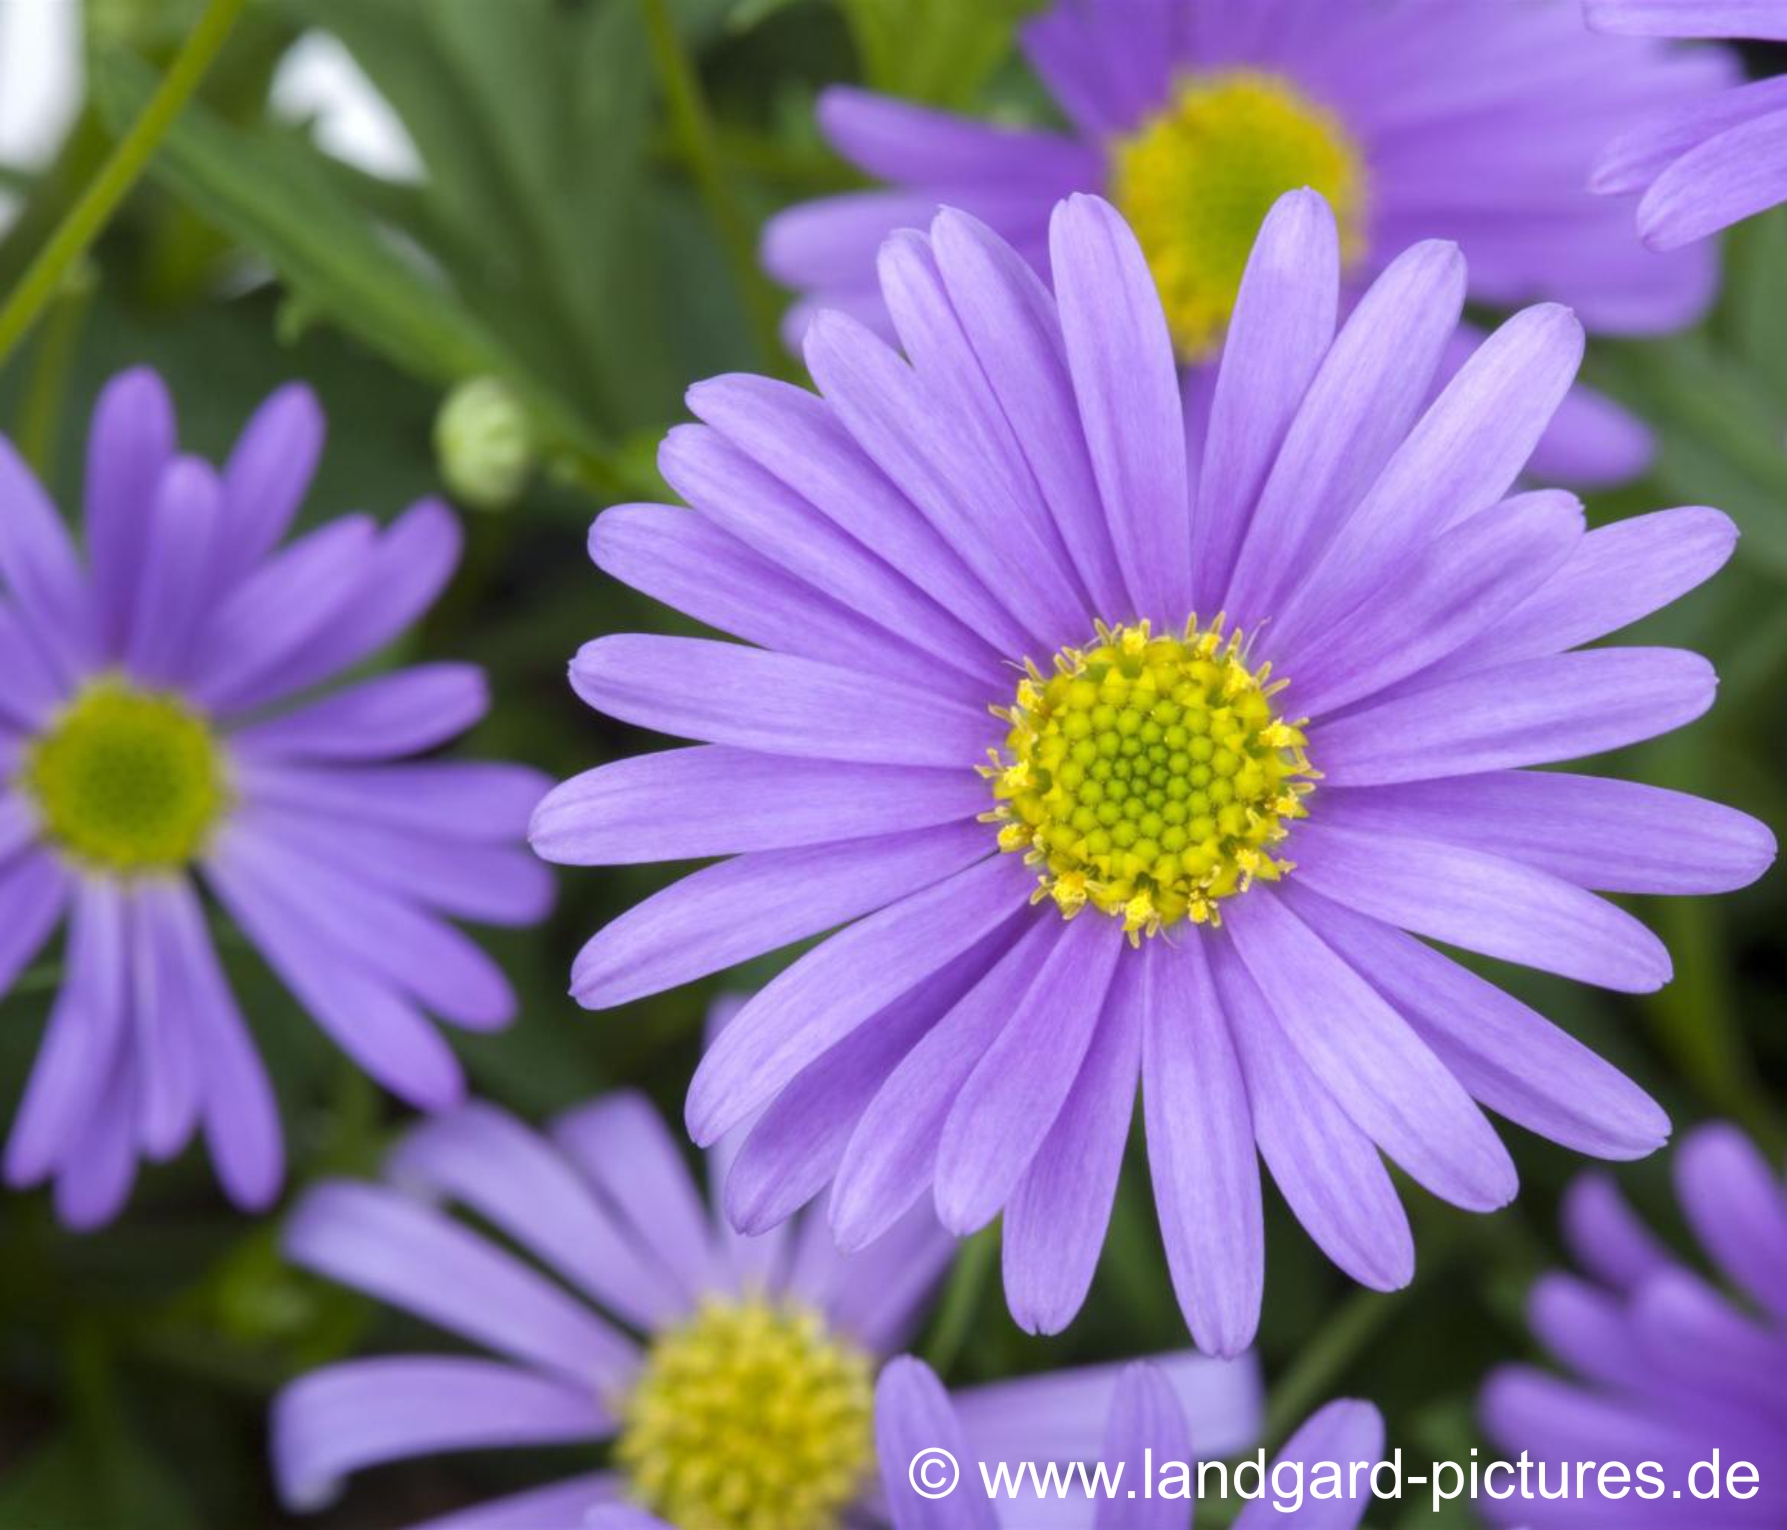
[0,1,1780,1525]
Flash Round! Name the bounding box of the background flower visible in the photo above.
[537,189,1773,1358]
[1480,1121,1787,1523]
[0,369,551,1227]
[1587,0,1787,246]
[764,0,1733,484]
[274,1081,1259,1529]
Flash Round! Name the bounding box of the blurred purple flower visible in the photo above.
[535,190,1774,1356]
[1587,0,1787,246]
[272,1086,1260,1528]
[1480,1121,1787,1524]
[0,369,551,1227]
[765,0,1735,484]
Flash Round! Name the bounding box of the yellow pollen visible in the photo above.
[21,678,228,873]
[1111,70,1367,360]
[616,1295,875,1530]
[987,617,1315,942]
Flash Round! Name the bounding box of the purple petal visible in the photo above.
[1141,937,1264,1356]
[1639,104,1787,248]
[686,854,1032,1145]
[1196,190,1342,612]
[1214,937,1416,1292]
[572,634,993,768]
[239,759,549,842]
[124,456,222,687]
[1233,1399,1383,1530]
[1560,1172,1676,1291]
[1585,0,1787,40]
[1311,649,1717,785]
[272,1357,607,1513]
[1287,822,1672,993]
[84,367,176,655]
[934,913,1123,1235]
[532,746,981,866]
[1287,884,1669,1160]
[573,822,987,1010]
[421,1477,623,1530]
[1004,953,1143,1336]
[0,435,93,680]
[283,1180,639,1389]
[1225,889,1517,1213]
[1674,1122,1787,1321]
[128,879,204,1161]
[213,383,324,588]
[51,1050,139,1231]
[1050,194,1191,622]
[232,663,488,762]
[875,1357,999,1530]
[1092,1365,1193,1530]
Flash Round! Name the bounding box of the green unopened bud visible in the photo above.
[434,376,534,510]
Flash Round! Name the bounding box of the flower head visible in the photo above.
[0,369,552,1227]
[536,190,1775,1356]
[1586,0,1787,246]
[271,1079,1259,1528]
[764,0,1734,483]
[1480,1122,1787,1524]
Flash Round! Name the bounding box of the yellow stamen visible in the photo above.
[616,1295,874,1530]
[987,617,1314,937]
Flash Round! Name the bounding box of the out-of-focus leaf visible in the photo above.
[836,0,1041,107]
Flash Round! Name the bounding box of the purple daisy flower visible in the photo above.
[534,189,1776,1357]
[595,1359,1378,1530]
[272,1087,1260,1529]
[0,368,552,1227]
[1480,1121,1787,1523]
[1587,1,1787,247]
[764,0,1734,485]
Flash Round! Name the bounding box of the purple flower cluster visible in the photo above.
[1482,1123,1787,1524]
[0,370,549,1226]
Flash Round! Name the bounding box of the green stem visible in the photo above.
[0,0,247,370]
[922,1223,999,1377]
[1261,1286,1407,1452]
[638,0,786,370]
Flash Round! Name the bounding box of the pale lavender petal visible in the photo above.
[84,367,175,654]
[1050,194,1191,622]
[238,760,549,842]
[934,913,1123,1235]
[204,833,466,1110]
[572,634,992,768]
[552,1090,717,1306]
[420,1477,622,1530]
[1141,937,1264,1356]
[1288,823,1673,993]
[213,382,324,588]
[1287,884,1669,1161]
[128,878,203,1161]
[5,876,127,1187]
[387,1102,676,1331]
[1233,1400,1383,1530]
[1214,937,1416,1292]
[1225,889,1518,1213]
[124,456,222,688]
[1316,772,1773,897]
[231,663,488,762]
[1585,0,1787,40]
[1092,1365,1193,1530]
[687,854,1033,1146]
[1595,74,1787,195]
[830,917,1055,1251]
[531,746,981,865]
[572,822,988,1010]
[0,848,69,1001]
[1674,1122,1787,1321]
[876,1357,999,1530]
[819,1201,958,1355]
[1004,953,1142,1336]
[0,435,92,679]
[1639,105,1787,248]
[272,1357,608,1513]
[283,1180,639,1389]
[1311,649,1717,785]
[0,601,67,728]
[1560,1172,1676,1291]
[1195,190,1341,612]
[52,1050,139,1231]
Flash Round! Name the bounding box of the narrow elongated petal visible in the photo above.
[1585,0,1787,39]
[85,368,176,653]
[876,1358,1000,1530]
[1092,1366,1193,1530]
[1675,1124,1787,1321]
[1638,106,1787,248]
[572,634,992,769]
[1233,1400,1383,1530]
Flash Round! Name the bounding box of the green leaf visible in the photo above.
[836,0,1042,107]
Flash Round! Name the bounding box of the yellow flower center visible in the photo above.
[21,678,228,873]
[1111,70,1367,360]
[616,1296,875,1530]
[985,619,1315,942]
